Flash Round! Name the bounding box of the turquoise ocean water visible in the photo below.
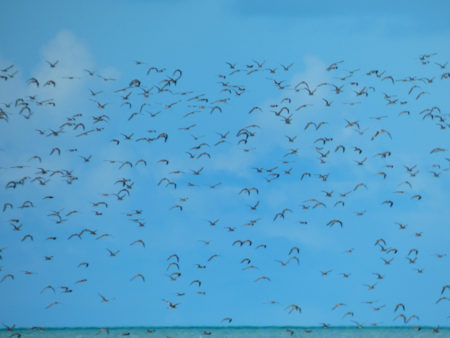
[0,327,449,337]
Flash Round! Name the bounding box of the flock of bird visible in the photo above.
[0,51,449,336]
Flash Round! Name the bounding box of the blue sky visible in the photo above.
[0,0,449,329]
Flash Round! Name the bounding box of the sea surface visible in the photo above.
[0,327,449,337]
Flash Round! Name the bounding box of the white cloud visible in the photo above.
[32,30,94,107]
